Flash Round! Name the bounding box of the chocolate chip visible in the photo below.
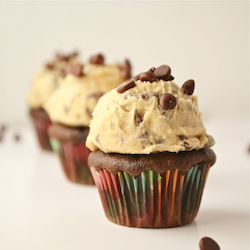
[179,135,186,141]
[89,54,104,65]
[141,92,158,100]
[117,79,135,93]
[0,125,6,133]
[181,79,195,95]
[139,132,149,139]
[14,133,20,142]
[139,71,158,82]
[87,92,103,99]
[148,67,156,72]
[134,111,143,126]
[199,237,220,250]
[131,74,140,81]
[45,63,54,70]
[183,141,192,151]
[86,108,92,117]
[168,75,174,81]
[155,138,164,144]
[56,53,70,62]
[154,65,171,81]
[64,64,84,77]
[120,59,132,80]
[159,93,177,110]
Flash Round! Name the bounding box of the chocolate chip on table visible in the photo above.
[89,54,105,65]
[159,93,177,110]
[117,79,135,93]
[14,133,20,142]
[154,65,171,81]
[139,71,158,82]
[181,79,195,95]
[134,111,143,126]
[199,237,220,250]
[64,64,84,77]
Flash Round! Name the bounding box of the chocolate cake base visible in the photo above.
[48,124,94,185]
[88,148,216,228]
[29,108,52,151]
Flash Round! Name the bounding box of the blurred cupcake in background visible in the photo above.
[86,65,216,228]
[27,51,80,151]
[44,53,132,185]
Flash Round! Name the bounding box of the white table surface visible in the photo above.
[0,117,249,250]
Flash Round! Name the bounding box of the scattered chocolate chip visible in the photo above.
[134,111,143,126]
[139,71,158,82]
[181,79,195,95]
[199,237,220,250]
[64,64,84,77]
[154,65,171,81]
[141,92,158,100]
[159,93,177,110]
[87,92,103,99]
[0,125,6,133]
[117,79,135,93]
[45,63,54,70]
[14,133,20,142]
[155,138,164,144]
[183,141,192,151]
[139,132,149,139]
[179,135,188,141]
[89,54,104,65]
[120,59,132,80]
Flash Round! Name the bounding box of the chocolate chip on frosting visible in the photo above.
[134,110,143,126]
[168,75,174,81]
[64,64,84,77]
[199,237,220,250]
[89,54,105,65]
[45,63,54,70]
[154,65,171,81]
[120,59,132,80]
[117,79,135,93]
[181,79,195,95]
[139,71,158,82]
[159,93,177,110]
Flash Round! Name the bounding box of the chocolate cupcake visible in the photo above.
[26,51,80,151]
[86,65,216,228]
[44,54,132,185]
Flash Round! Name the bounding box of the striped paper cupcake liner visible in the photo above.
[50,139,94,185]
[90,162,210,228]
[32,117,52,151]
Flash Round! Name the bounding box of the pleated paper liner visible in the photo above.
[32,117,52,151]
[50,139,95,185]
[90,162,210,228]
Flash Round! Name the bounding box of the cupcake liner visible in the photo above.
[90,162,210,228]
[31,116,52,151]
[50,139,94,185]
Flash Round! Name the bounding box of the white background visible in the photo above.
[0,1,249,250]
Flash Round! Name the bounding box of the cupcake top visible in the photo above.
[43,54,131,127]
[86,65,215,154]
[27,51,80,109]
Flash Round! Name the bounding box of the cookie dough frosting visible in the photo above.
[86,65,215,154]
[43,54,131,127]
[27,51,80,109]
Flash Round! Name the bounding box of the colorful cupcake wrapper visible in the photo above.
[31,117,52,151]
[90,162,210,228]
[50,139,94,185]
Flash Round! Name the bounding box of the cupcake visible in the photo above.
[27,51,80,151]
[86,65,216,228]
[44,54,132,185]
